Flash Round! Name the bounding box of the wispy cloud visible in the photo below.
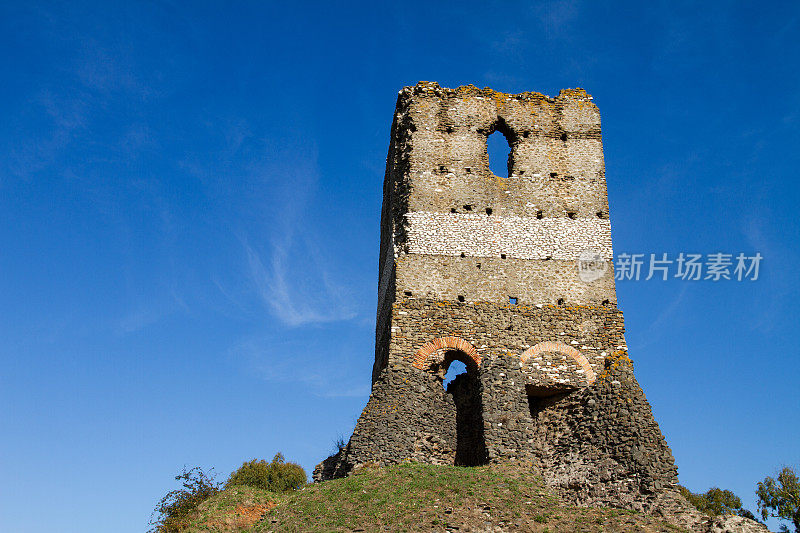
[630,283,690,350]
[115,287,188,335]
[245,238,356,327]
[741,216,793,333]
[207,130,360,328]
[229,335,370,398]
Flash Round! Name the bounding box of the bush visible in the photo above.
[226,453,307,492]
[149,466,221,533]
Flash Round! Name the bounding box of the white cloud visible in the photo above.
[245,239,356,327]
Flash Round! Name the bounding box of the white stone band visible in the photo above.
[404,212,612,260]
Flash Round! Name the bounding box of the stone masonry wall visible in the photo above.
[318,82,681,517]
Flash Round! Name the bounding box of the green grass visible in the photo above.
[240,463,687,532]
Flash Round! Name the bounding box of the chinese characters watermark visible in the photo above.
[577,251,763,282]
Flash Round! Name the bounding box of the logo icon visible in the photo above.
[577,249,608,283]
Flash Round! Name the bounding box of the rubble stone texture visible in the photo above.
[313,83,758,530]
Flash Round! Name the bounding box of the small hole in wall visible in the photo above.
[567,211,577,219]
[506,325,513,330]
[602,299,610,306]
[460,252,466,258]
[485,208,493,215]
[550,172,558,178]
[446,125,454,133]
[501,253,507,259]
[545,255,552,260]
[476,263,481,269]
[522,131,530,138]
[439,165,447,172]
[557,298,565,306]
[465,167,472,173]
[458,295,465,302]
[560,132,568,142]
[597,211,606,219]
[451,208,457,213]
[509,297,518,305]
[463,204,473,211]
[536,210,543,219]
[404,291,412,296]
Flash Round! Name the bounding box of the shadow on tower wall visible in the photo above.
[447,373,488,466]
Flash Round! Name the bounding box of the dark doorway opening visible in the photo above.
[439,350,488,466]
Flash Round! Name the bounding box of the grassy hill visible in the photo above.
[183,463,689,532]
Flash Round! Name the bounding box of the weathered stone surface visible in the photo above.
[314,82,715,527]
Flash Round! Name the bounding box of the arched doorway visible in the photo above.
[413,338,487,466]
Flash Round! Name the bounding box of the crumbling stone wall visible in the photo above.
[316,82,680,513]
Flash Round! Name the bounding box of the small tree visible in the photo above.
[679,485,756,519]
[226,453,307,492]
[149,466,221,533]
[681,486,742,516]
[757,467,800,532]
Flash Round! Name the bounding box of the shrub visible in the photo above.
[226,453,307,492]
[333,434,347,454]
[148,466,221,533]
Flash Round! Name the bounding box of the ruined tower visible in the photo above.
[315,82,679,510]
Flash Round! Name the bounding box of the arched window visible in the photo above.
[486,120,515,178]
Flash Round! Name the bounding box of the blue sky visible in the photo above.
[1,2,798,531]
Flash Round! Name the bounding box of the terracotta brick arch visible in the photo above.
[520,341,597,384]
[412,336,481,371]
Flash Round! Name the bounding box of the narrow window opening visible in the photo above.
[536,210,543,219]
[476,263,481,269]
[404,291,412,297]
[487,129,512,178]
[463,204,473,211]
[560,132,568,142]
[509,297,518,305]
[596,211,606,219]
[550,172,558,178]
[485,207,493,215]
[458,295,465,302]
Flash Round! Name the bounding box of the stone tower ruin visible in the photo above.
[315,82,679,510]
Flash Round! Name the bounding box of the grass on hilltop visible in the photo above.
[184,462,685,532]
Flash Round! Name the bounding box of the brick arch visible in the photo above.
[520,341,597,385]
[412,336,481,371]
